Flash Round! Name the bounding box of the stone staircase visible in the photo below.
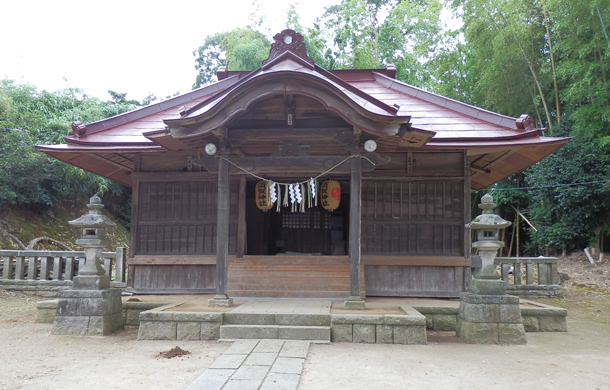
[220,312,331,342]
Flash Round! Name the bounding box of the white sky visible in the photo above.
[1,0,338,101]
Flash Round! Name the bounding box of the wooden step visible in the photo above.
[228,255,364,298]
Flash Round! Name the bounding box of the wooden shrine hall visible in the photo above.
[37,29,569,305]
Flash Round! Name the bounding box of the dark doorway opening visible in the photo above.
[245,180,348,255]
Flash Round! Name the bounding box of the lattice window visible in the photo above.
[281,209,331,229]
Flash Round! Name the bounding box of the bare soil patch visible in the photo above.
[158,346,192,359]
[558,251,610,292]
[0,290,228,390]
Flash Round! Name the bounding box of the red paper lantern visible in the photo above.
[320,180,340,211]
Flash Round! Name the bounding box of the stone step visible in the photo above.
[223,312,331,327]
[220,324,331,341]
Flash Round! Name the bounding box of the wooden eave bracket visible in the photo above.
[396,124,435,148]
[142,129,194,151]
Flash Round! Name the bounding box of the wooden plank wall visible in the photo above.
[361,179,464,256]
[130,264,216,294]
[129,178,238,293]
[365,265,469,298]
[135,181,239,255]
[227,255,365,298]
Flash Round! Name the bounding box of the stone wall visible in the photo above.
[35,299,568,340]
[330,307,427,344]
[36,299,169,327]
[1,280,126,297]
[137,304,222,341]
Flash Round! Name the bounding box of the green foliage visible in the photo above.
[379,0,443,86]
[0,80,135,216]
[317,0,389,69]
[444,0,610,252]
[308,0,443,87]
[526,127,610,253]
[444,0,552,124]
[192,28,271,88]
[546,0,610,141]
[0,130,66,211]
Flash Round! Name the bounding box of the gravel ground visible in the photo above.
[1,253,609,390]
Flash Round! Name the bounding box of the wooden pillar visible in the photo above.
[209,155,233,307]
[237,176,247,258]
[127,155,141,289]
[345,154,365,309]
[463,153,472,292]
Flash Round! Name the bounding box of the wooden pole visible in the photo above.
[516,207,520,258]
[209,154,233,306]
[347,154,364,307]
[237,176,246,258]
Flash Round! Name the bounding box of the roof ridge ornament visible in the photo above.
[516,114,533,130]
[262,29,314,67]
[72,121,87,137]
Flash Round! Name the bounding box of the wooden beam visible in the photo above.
[130,255,219,265]
[131,172,216,181]
[192,154,390,175]
[362,255,472,267]
[229,128,353,141]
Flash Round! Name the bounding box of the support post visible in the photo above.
[345,155,365,310]
[115,247,126,282]
[209,155,233,307]
[237,176,247,258]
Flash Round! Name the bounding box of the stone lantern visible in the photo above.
[457,193,526,344]
[51,195,124,336]
[68,194,116,289]
[465,193,511,294]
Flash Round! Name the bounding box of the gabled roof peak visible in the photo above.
[262,29,314,69]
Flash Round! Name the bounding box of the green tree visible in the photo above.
[317,0,391,69]
[526,127,610,253]
[438,0,609,253]
[0,80,133,214]
[296,0,443,88]
[447,0,553,127]
[545,0,610,142]
[192,28,271,88]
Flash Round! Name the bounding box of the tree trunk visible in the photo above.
[543,6,560,125]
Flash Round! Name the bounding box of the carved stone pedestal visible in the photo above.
[52,280,124,336]
[457,290,526,344]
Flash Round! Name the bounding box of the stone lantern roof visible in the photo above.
[466,193,511,230]
[68,194,116,229]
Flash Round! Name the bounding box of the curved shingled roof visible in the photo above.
[36,29,568,189]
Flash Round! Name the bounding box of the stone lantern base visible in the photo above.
[456,292,526,344]
[51,283,124,336]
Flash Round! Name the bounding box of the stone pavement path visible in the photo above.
[185,339,310,390]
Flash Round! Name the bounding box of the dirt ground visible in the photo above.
[1,254,609,390]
